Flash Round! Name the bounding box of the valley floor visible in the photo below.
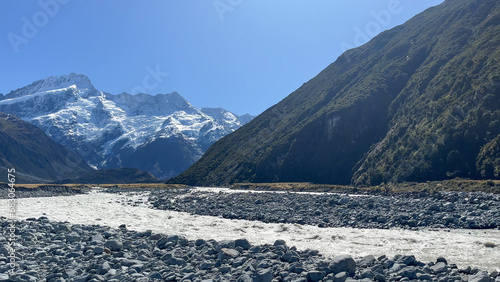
[0,187,499,281]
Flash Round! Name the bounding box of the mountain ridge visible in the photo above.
[0,73,253,179]
[171,0,500,186]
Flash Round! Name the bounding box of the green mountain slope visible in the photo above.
[171,0,500,186]
[0,112,92,183]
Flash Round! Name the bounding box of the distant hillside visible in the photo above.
[58,168,159,184]
[171,0,500,186]
[0,112,92,183]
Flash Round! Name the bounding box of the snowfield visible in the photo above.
[1,189,499,272]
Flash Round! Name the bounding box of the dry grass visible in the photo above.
[95,183,190,189]
[232,182,359,192]
[5,183,189,190]
[5,179,499,194]
[10,183,86,190]
[232,179,500,194]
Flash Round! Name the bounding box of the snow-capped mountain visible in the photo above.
[0,73,253,179]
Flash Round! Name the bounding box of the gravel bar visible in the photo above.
[0,185,89,199]
[148,189,500,229]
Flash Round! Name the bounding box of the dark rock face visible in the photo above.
[148,189,500,229]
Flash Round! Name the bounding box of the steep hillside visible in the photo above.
[0,73,253,179]
[171,0,500,186]
[0,112,92,183]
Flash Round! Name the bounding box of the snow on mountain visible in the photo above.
[0,73,253,179]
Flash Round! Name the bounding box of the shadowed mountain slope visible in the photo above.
[171,0,500,186]
[0,112,92,183]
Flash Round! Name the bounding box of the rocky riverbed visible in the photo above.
[1,187,499,281]
[148,188,500,230]
[0,185,88,199]
[1,217,499,282]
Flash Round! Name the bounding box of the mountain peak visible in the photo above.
[4,73,95,100]
[37,73,94,92]
[163,91,191,107]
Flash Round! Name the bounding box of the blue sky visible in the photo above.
[1,0,444,115]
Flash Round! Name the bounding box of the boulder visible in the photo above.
[306,271,325,282]
[255,269,273,282]
[104,240,123,251]
[330,255,356,276]
[218,248,240,260]
[430,262,448,274]
[235,238,252,250]
[469,271,493,282]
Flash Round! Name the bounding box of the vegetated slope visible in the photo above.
[58,168,158,184]
[0,73,253,179]
[171,0,500,186]
[0,112,92,183]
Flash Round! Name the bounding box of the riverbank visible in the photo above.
[1,190,499,275]
[1,217,498,281]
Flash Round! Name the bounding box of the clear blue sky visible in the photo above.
[0,0,444,115]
